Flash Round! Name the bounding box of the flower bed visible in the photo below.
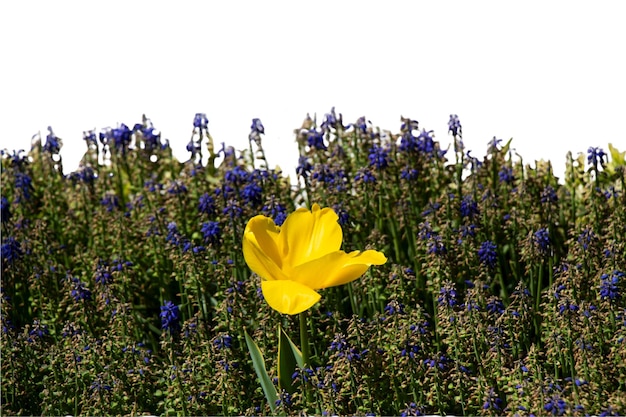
[1,111,625,415]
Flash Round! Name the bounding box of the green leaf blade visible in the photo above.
[277,325,304,394]
[244,329,278,414]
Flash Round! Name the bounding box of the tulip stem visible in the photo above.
[299,311,315,408]
[299,312,311,369]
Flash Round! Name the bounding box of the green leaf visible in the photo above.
[606,143,626,176]
[277,325,304,394]
[244,328,277,414]
[502,137,513,154]
[608,143,626,166]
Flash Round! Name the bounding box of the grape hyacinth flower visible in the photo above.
[400,118,419,133]
[166,222,193,252]
[448,114,462,137]
[82,129,98,147]
[478,241,498,268]
[167,180,188,195]
[249,117,265,145]
[541,185,558,204]
[438,281,458,307]
[186,138,201,155]
[68,166,97,185]
[95,260,113,286]
[213,334,233,350]
[201,221,221,244]
[482,388,504,412]
[224,165,249,186]
[1,196,11,223]
[354,168,377,185]
[240,182,263,206]
[110,124,133,153]
[321,106,340,131]
[262,202,288,226]
[577,227,595,251]
[160,300,181,334]
[533,228,551,254]
[70,277,92,302]
[1,236,23,264]
[27,320,49,343]
[332,204,350,227]
[600,270,623,302]
[193,113,209,130]
[400,167,419,181]
[400,402,423,417]
[133,121,162,152]
[296,156,312,179]
[43,126,61,155]
[543,396,568,416]
[459,195,479,219]
[355,116,368,133]
[250,118,265,135]
[306,129,326,150]
[499,166,515,184]
[2,149,28,168]
[587,146,607,167]
[368,144,389,170]
[427,235,447,257]
[486,297,505,315]
[416,129,436,155]
[100,194,120,212]
[488,137,503,151]
[198,193,216,215]
[14,172,33,202]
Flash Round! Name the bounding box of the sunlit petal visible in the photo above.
[280,203,342,268]
[293,249,388,290]
[261,280,321,315]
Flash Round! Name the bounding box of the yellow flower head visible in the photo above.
[242,204,387,315]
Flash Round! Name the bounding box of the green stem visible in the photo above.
[299,312,311,369]
[299,311,314,408]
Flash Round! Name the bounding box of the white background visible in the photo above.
[1,1,625,180]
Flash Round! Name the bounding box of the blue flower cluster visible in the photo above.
[1,196,11,224]
[600,270,623,302]
[587,146,606,167]
[193,113,209,130]
[368,144,389,170]
[70,276,92,302]
[533,228,551,254]
[43,127,61,155]
[201,221,221,244]
[160,300,181,334]
[478,241,498,268]
[1,236,23,264]
[399,128,437,156]
[438,282,458,308]
[448,114,462,137]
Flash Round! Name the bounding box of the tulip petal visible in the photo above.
[280,203,342,268]
[243,215,288,281]
[261,280,321,315]
[293,249,387,290]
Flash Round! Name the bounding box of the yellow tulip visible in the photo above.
[242,203,387,315]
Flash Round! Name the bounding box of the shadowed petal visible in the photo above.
[293,249,387,290]
[243,215,287,281]
[261,280,321,315]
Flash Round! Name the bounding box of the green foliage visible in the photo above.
[1,114,625,415]
[245,328,278,414]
